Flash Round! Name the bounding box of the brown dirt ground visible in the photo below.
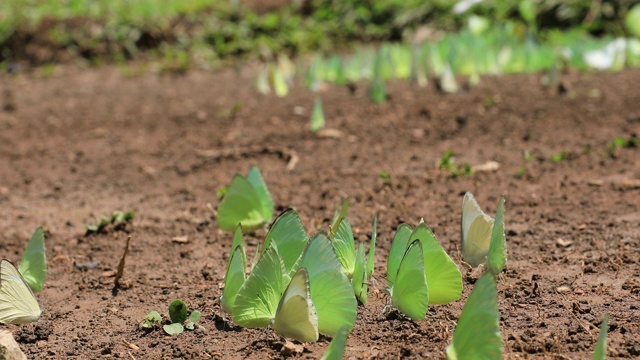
[0,64,639,359]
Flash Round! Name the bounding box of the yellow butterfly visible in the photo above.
[0,259,42,324]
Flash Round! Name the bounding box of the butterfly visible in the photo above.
[19,227,47,292]
[217,166,274,232]
[387,239,429,320]
[232,245,318,342]
[461,192,495,267]
[220,226,246,314]
[446,272,501,360]
[0,259,42,325]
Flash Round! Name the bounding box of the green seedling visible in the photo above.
[369,76,387,103]
[446,273,502,359]
[438,150,472,176]
[217,166,274,232]
[513,167,527,177]
[523,150,534,161]
[378,171,392,185]
[550,151,569,163]
[141,311,162,330]
[607,136,638,157]
[310,96,326,133]
[85,210,135,234]
[19,227,47,292]
[164,300,204,335]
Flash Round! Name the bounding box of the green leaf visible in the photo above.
[145,311,162,323]
[352,242,368,305]
[163,323,184,336]
[168,300,187,324]
[626,4,640,38]
[366,216,377,280]
[321,326,349,360]
[332,218,356,278]
[189,310,202,323]
[19,227,47,292]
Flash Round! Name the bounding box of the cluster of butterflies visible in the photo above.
[0,227,46,325]
[218,186,513,358]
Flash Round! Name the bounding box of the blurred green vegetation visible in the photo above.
[0,0,638,66]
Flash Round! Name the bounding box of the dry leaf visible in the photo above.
[556,238,573,247]
[316,128,343,138]
[114,236,131,290]
[472,160,500,172]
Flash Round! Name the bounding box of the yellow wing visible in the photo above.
[461,192,494,267]
[0,259,41,325]
[273,267,319,342]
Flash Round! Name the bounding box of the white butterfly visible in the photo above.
[461,192,495,267]
[0,259,42,324]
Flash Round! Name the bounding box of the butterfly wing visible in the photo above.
[331,218,356,278]
[299,232,357,336]
[412,223,462,305]
[220,245,246,314]
[593,314,609,360]
[262,209,309,278]
[391,240,429,320]
[352,242,368,305]
[321,326,349,360]
[246,166,274,222]
[461,192,494,267]
[233,246,285,327]
[19,227,47,292]
[487,196,507,276]
[273,268,319,342]
[0,259,41,325]
[217,175,266,231]
[386,224,412,290]
[446,273,501,360]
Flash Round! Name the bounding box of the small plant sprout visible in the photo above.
[378,171,392,185]
[161,300,204,336]
[217,166,274,232]
[607,135,638,157]
[310,96,326,133]
[85,210,135,234]
[550,151,569,163]
[141,311,162,330]
[438,150,472,176]
[438,63,459,93]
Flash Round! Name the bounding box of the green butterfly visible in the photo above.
[486,196,506,276]
[233,245,318,342]
[387,222,462,306]
[262,209,309,279]
[299,232,357,336]
[387,239,429,320]
[351,216,377,305]
[321,326,349,360]
[446,272,501,360]
[220,226,246,314]
[19,227,47,292]
[310,96,326,133]
[328,199,354,277]
[593,313,609,360]
[217,166,274,232]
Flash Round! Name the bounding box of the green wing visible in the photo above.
[221,245,246,314]
[487,196,507,276]
[332,218,356,278]
[446,273,501,360]
[217,175,266,231]
[352,242,368,305]
[231,225,247,270]
[411,222,462,305]
[366,216,377,280]
[246,166,274,222]
[273,268,319,342]
[233,245,285,328]
[321,326,349,360]
[18,227,47,292]
[593,314,609,360]
[299,232,357,336]
[263,209,309,278]
[391,240,429,320]
[386,224,413,290]
[329,198,349,239]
